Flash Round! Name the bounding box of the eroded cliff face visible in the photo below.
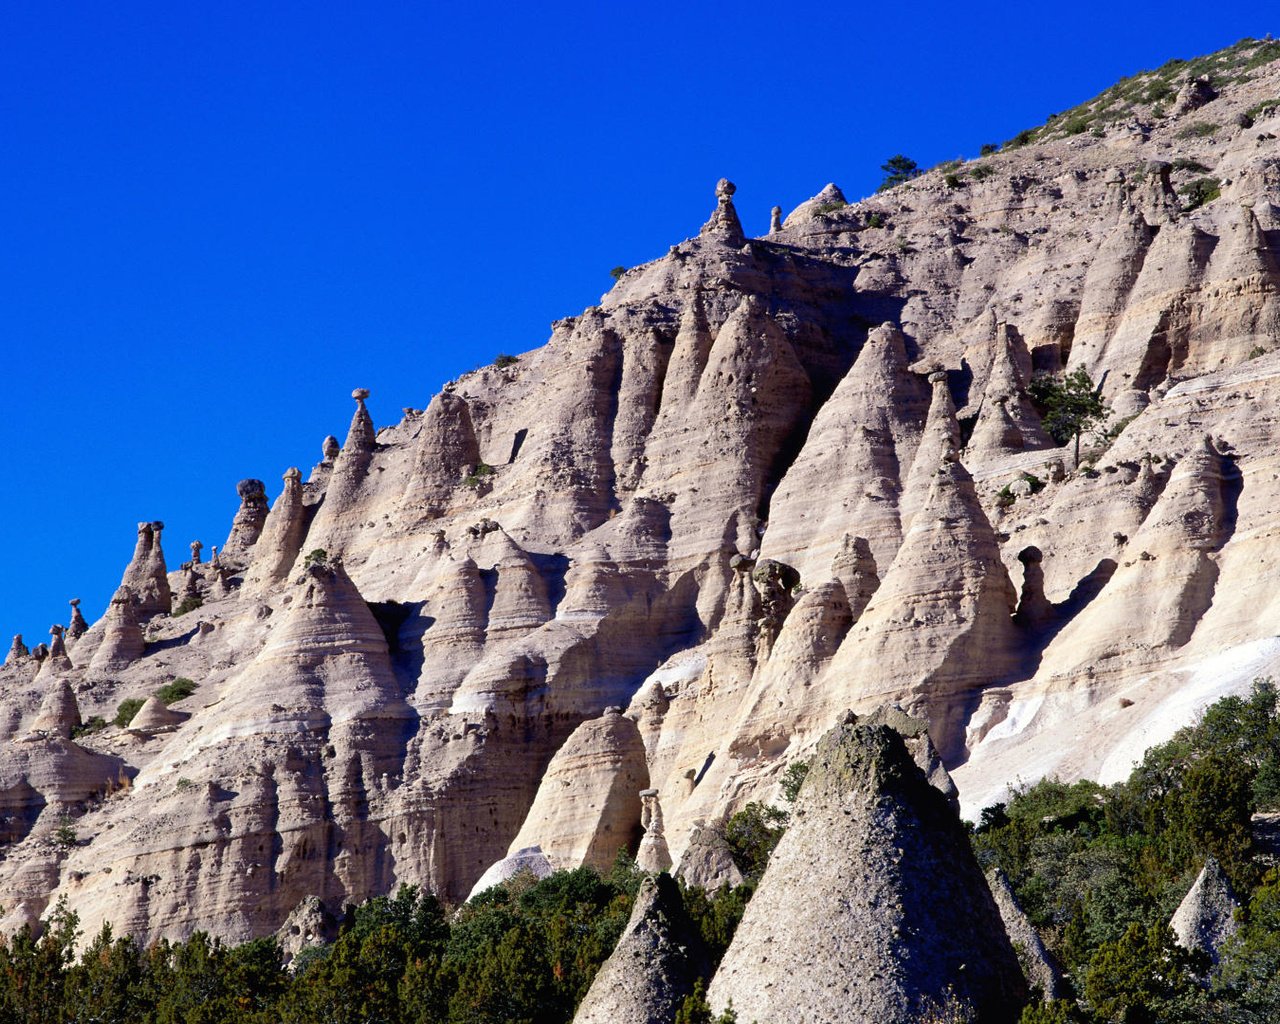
[4,40,1280,944]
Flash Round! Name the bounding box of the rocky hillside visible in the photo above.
[2,38,1280,947]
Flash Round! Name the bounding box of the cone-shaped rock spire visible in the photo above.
[4,635,29,667]
[405,392,481,515]
[87,587,146,676]
[222,479,270,565]
[66,599,88,642]
[502,707,649,874]
[708,716,1027,1022]
[120,521,171,615]
[699,178,745,244]
[28,679,81,740]
[243,468,310,593]
[572,873,710,1024]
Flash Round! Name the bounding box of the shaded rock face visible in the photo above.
[676,819,744,893]
[572,873,710,1024]
[119,522,171,615]
[1170,857,1240,966]
[987,867,1066,1001]
[5,41,1280,947]
[707,717,1027,1023]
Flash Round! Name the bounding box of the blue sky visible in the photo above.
[1,1,1273,644]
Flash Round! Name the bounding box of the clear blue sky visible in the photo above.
[1,1,1273,644]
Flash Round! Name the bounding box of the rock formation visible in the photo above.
[243,468,310,592]
[3,37,1280,952]
[119,521,171,615]
[86,587,146,676]
[28,680,81,740]
[986,867,1066,1001]
[66,599,88,642]
[572,873,709,1024]
[222,479,270,565]
[707,716,1027,1022]
[4,635,28,667]
[635,789,673,873]
[1170,857,1240,966]
[499,708,648,875]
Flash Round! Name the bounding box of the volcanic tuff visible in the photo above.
[3,39,1280,948]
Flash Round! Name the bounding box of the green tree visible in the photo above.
[1028,368,1109,464]
[1083,922,1206,1023]
[878,154,921,191]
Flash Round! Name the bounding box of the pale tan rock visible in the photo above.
[242,468,311,593]
[127,696,186,735]
[4,635,29,667]
[86,587,146,676]
[404,392,480,516]
[120,521,171,615]
[221,479,270,566]
[503,708,648,874]
[986,867,1066,1000]
[572,873,709,1024]
[707,717,1026,1023]
[700,178,745,243]
[1170,857,1239,966]
[675,819,744,892]
[34,625,72,679]
[66,599,88,643]
[636,789,673,873]
[28,680,81,740]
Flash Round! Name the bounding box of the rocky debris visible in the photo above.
[676,819,744,893]
[1170,857,1240,966]
[120,521,171,616]
[66,599,88,642]
[87,587,146,676]
[986,867,1066,1001]
[572,873,710,1024]
[503,707,649,874]
[28,680,81,740]
[4,634,29,666]
[636,789,673,873]
[707,716,1027,1023]
[222,479,270,565]
[700,177,745,244]
[467,846,555,900]
[126,696,186,735]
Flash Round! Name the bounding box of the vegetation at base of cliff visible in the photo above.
[0,853,755,1024]
[112,698,145,728]
[975,678,1280,1021]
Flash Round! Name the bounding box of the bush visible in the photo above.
[172,595,203,617]
[813,201,847,216]
[724,803,787,882]
[1006,128,1037,149]
[1176,120,1218,139]
[780,760,810,803]
[492,354,519,368]
[54,816,77,848]
[71,716,107,739]
[1179,176,1221,211]
[969,163,995,181]
[943,172,962,190]
[113,698,145,728]
[980,142,999,156]
[609,266,626,281]
[155,678,197,705]
[463,463,495,490]
[1028,368,1109,461]
[865,212,885,229]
